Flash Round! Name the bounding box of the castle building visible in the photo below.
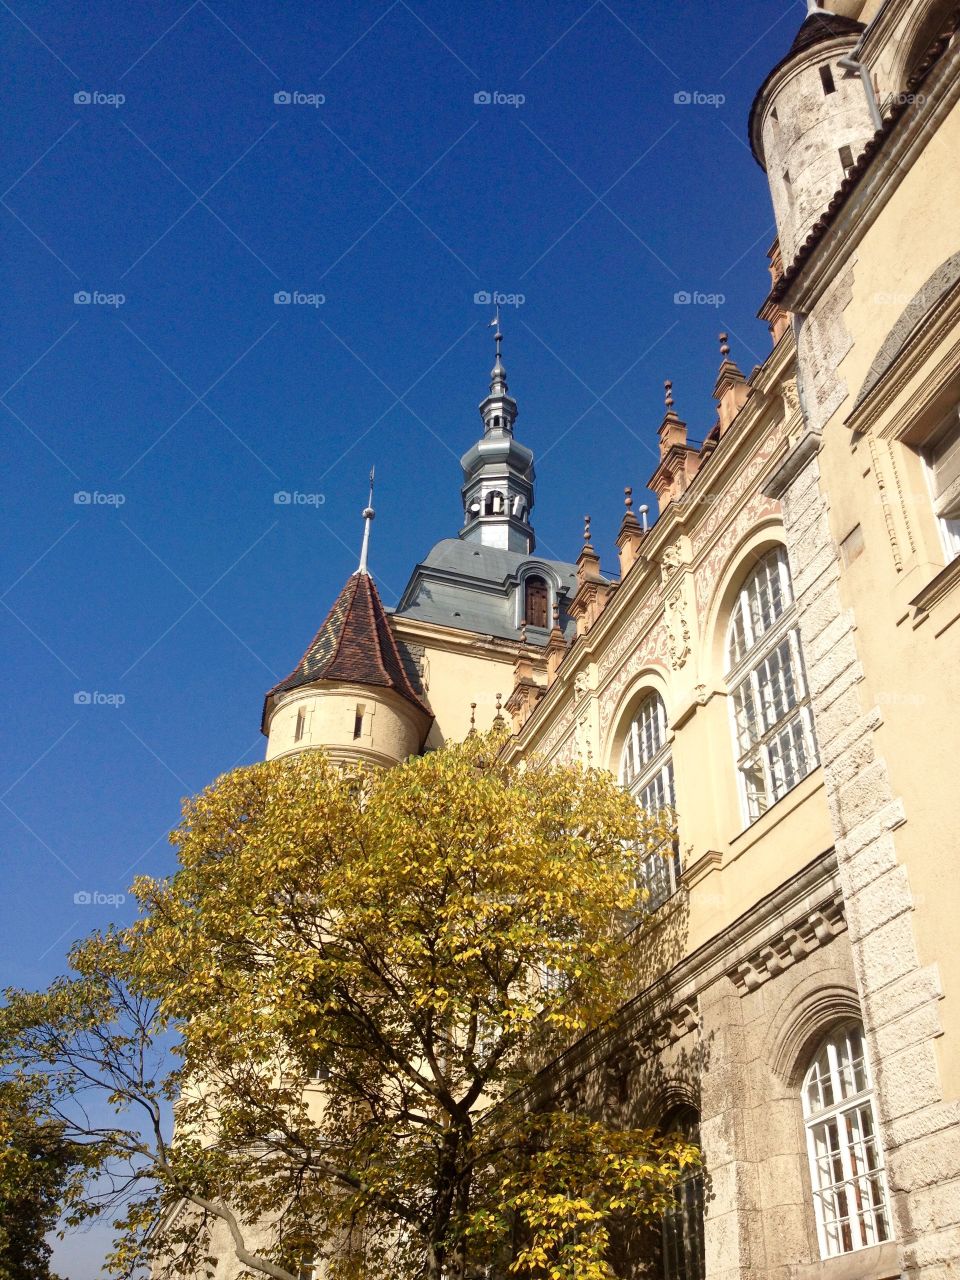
[204,1,960,1276]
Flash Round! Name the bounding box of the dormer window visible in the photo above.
[524,575,549,629]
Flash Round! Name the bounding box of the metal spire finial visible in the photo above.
[489,305,506,392]
[357,466,375,576]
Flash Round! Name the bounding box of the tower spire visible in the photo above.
[490,305,507,396]
[357,467,375,576]
[459,317,535,553]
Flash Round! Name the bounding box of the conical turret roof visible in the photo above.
[262,571,431,730]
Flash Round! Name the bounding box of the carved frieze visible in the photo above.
[598,621,669,742]
[728,893,846,995]
[694,491,781,621]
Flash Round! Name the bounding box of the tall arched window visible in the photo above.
[726,547,818,822]
[619,691,679,908]
[524,575,549,629]
[803,1024,891,1258]
[659,1107,705,1280]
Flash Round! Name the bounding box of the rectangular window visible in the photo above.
[820,64,836,94]
[923,408,960,562]
[731,626,818,821]
[294,706,306,743]
[353,704,366,740]
[839,144,855,174]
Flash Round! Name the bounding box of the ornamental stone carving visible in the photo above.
[665,585,691,671]
[728,893,846,995]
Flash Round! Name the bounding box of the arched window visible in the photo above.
[619,691,679,908]
[726,547,818,822]
[524,575,549,629]
[803,1024,891,1258]
[659,1107,705,1280]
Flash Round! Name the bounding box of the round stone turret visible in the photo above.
[750,5,875,266]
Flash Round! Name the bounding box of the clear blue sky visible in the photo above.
[2,1,802,1272]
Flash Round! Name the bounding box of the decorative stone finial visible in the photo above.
[583,514,592,544]
[624,486,633,510]
[493,691,506,728]
[519,618,528,645]
[719,332,730,358]
[468,701,477,737]
[664,379,674,411]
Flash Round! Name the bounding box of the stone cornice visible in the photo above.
[842,280,960,440]
[728,891,846,995]
[391,615,520,658]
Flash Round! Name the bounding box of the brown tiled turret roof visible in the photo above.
[262,572,431,730]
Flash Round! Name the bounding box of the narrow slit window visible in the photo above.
[820,64,836,94]
[294,706,306,743]
[353,704,365,740]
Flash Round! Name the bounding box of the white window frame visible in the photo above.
[802,1024,892,1259]
[922,405,960,564]
[618,692,680,910]
[725,548,819,824]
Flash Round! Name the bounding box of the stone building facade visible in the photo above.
[189,2,960,1277]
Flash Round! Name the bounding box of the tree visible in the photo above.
[0,1078,86,1280]
[0,733,697,1280]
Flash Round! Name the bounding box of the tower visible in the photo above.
[749,2,876,265]
[459,313,537,553]
[261,476,432,767]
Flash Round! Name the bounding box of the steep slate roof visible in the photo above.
[394,538,584,642]
[263,572,431,727]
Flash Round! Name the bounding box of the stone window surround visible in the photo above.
[844,280,960,624]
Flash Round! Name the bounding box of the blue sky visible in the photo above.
[1,0,803,1271]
